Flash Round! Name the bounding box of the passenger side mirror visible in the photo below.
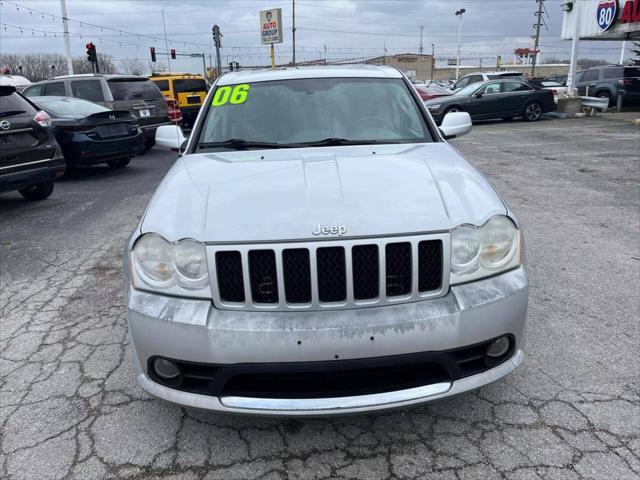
[155,125,188,152]
[440,111,472,140]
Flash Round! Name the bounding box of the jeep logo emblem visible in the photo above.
[312,224,347,236]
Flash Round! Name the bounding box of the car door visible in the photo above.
[576,70,598,96]
[502,81,534,115]
[466,81,504,119]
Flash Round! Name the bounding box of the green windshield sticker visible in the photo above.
[212,84,250,106]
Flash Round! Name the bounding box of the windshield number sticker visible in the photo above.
[212,84,250,106]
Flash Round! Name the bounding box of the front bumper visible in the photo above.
[125,267,528,416]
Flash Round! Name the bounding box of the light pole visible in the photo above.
[455,8,465,80]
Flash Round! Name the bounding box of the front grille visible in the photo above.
[210,233,447,311]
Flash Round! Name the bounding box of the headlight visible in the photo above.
[450,216,522,285]
[427,104,441,110]
[131,234,210,297]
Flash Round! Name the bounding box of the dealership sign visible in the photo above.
[260,8,283,45]
[562,0,640,40]
[619,0,640,23]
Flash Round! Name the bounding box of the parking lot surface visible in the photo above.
[1,117,638,480]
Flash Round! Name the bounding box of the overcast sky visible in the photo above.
[0,0,629,72]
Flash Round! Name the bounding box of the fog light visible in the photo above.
[153,358,180,379]
[486,336,510,358]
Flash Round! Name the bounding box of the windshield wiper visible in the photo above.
[198,139,290,150]
[0,110,26,118]
[296,137,397,147]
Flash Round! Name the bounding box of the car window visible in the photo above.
[35,97,109,117]
[488,73,521,79]
[0,90,37,115]
[581,70,599,82]
[479,82,502,95]
[198,77,433,149]
[70,80,104,102]
[504,81,533,92]
[541,81,562,87]
[44,82,66,96]
[174,79,207,93]
[466,75,484,85]
[152,79,170,91]
[453,77,469,90]
[23,84,43,97]
[107,79,163,100]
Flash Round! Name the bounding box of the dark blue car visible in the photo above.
[29,96,144,170]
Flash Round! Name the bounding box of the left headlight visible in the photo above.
[450,215,523,285]
[131,234,210,298]
[427,103,441,110]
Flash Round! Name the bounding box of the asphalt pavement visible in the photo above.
[1,116,638,480]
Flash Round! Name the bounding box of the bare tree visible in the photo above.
[0,53,67,81]
[630,42,640,66]
[119,58,146,75]
[148,61,168,76]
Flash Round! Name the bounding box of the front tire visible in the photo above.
[107,157,130,169]
[595,91,612,107]
[19,181,54,201]
[523,101,542,122]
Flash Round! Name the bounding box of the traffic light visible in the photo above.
[150,47,156,63]
[213,25,222,48]
[170,49,176,60]
[86,42,97,62]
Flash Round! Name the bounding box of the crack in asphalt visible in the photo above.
[1,118,638,479]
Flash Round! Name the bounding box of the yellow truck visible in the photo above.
[150,74,208,127]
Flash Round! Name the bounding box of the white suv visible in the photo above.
[451,71,522,91]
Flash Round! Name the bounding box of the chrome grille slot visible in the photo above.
[208,233,449,311]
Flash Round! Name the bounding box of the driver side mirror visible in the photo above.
[155,125,188,152]
[475,92,483,98]
[440,111,472,140]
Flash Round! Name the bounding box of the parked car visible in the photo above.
[450,71,522,91]
[544,74,567,87]
[534,80,568,103]
[150,74,208,127]
[123,65,528,416]
[574,65,640,106]
[425,78,556,123]
[22,74,171,151]
[29,96,143,170]
[415,84,452,101]
[0,86,64,200]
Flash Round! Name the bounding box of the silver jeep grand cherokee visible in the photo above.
[123,66,528,416]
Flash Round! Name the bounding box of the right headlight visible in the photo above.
[450,215,523,285]
[130,234,211,298]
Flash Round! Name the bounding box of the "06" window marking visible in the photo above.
[212,84,250,106]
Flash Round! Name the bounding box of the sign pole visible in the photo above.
[566,1,582,96]
[271,43,275,68]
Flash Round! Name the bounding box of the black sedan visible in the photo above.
[29,96,144,170]
[424,79,556,124]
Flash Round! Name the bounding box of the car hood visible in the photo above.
[140,143,507,243]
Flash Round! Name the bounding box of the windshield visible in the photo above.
[197,77,432,150]
[107,79,163,100]
[174,79,207,93]
[453,83,483,96]
[35,97,109,116]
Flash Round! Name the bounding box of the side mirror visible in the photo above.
[440,111,472,140]
[475,92,483,98]
[155,125,187,152]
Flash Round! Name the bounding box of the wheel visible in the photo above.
[522,101,542,122]
[144,137,155,151]
[444,106,462,115]
[19,181,54,201]
[107,157,130,169]
[595,91,611,107]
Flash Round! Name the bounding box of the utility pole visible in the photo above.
[431,44,435,80]
[531,0,545,77]
[292,0,297,66]
[620,41,626,65]
[455,8,466,80]
[419,26,424,55]
[59,0,73,75]
[213,25,222,76]
[162,10,171,72]
[324,44,327,66]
